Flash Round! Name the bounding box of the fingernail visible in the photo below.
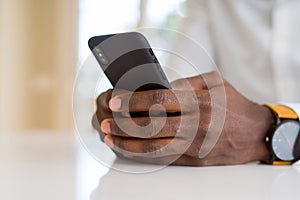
[104,135,114,148]
[109,98,121,110]
[101,121,111,133]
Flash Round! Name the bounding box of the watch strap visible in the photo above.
[264,104,299,121]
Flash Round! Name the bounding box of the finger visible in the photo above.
[94,107,112,132]
[115,153,226,166]
[101,116,189,138]
[124,154,186,165]
[96,89,128,111]
[96,89,113,112]
[104,135,184,158]
[92,113,101,132]
[108,89,205,113]
[94,89,126,130]
[130,155,241,167]
[171,155,204,166]
[120,154,223,166]
[92,114,106,142]
[171,71,224,90]
[171,155,227,166]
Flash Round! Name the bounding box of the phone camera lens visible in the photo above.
[100,57,108,65]
[94,47,109,65]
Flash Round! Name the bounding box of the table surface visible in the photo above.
[1,132,300,200]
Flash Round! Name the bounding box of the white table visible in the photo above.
[1,132,299,200]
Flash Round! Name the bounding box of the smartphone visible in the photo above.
[88,32,171,91]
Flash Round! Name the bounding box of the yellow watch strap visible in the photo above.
[264,104,298,120]
[272,161,293,165]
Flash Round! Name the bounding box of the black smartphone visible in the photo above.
[88,32,171,91]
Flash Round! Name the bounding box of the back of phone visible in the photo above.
[88,32,171,91]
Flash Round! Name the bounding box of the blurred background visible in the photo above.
[1,1,300,200]
[0,1,186,199]
[0,0,186,133]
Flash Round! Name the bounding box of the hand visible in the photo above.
[93,72,274,166]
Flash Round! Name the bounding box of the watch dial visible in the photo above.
[272,121,300,161]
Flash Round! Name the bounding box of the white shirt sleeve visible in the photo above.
[166,0,215,81]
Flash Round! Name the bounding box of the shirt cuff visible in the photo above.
[281,103,300,119]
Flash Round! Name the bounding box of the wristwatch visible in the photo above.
[263,104,300,165]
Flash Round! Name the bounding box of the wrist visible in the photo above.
[255,105,275,161]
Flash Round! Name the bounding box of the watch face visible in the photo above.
[272,121,300,161]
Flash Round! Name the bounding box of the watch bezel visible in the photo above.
[268,120,300,163]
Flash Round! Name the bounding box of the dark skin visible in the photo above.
[92,72,274,166]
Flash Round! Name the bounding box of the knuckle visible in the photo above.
[133,117,149,127]
[128,95,138,109]
[146,120,160,138]
[91,114,101,131]
[142,141,162,154]
[186,142,201,157]
[147,117,168,138]
[167,117,179,133]
[152,90,167,105]
[140,119,155,138]
[112,119,128,137]
[99,132,105,142]
[199,117,210,135]
[96,89,113,110]
[198,159,212,166]
[96,110,105,124]
[197,91,211,109]
[114,138,124,151]
[140,124,153,138]
[96,90,107,105]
